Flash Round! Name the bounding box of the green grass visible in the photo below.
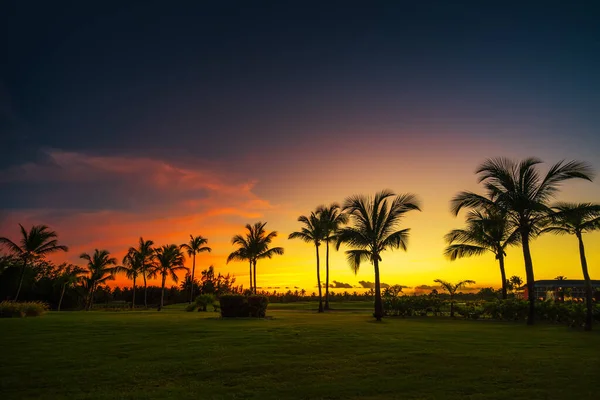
[2,304,600,399]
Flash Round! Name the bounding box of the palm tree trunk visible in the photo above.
[450,293,455,317]
[324,239,330,310]
[498,253,508,300]
[316,244,323,313]
[88,285,96,311]
[577,232,593,331]
[521,232,536,325]
[373,257,384,321]
[132,276,136,309]
[249,260,253,292]
[158,273,166,311]
[189,253,196,303]
[253,260,257,295]
[58,283,66,311]
[14,258,27,301]
[143,271,148,308]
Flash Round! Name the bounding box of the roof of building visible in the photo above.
[534,280,600,288]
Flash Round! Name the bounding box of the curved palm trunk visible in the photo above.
[253,260,257,294]
[520,232,536,325]
[158,273,166,311]
[58,283,66,311]
[498,253,508,300]
[143,271,148,308]
[316,244,323,313]
[324,239,330,310]
[189,253,196,303]
[132,276,136,309]
[249,260,253,292]
[373,257,383,321]
[576,233,593,331]
[14,258,28,301]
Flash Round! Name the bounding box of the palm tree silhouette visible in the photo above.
[434,279,476,317]
[554,275,568,281]
[229,222,284,294]
[289,212,325,312]
[451,157,594,325]
[120,249,143,309]
[543,202,600,330]
[56,263,86,311]
[80,249,118,310]
[445,208,519,299]
[227,245,253,291]
[317,203,348,310]
[181,235,212,303]
[128,237,155,308]
[0,224,68,301]
[336,190,422,321]
[153,244,188,311]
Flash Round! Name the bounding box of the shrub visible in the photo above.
[195,294,216,312]
[184,303,197,312]
[219,295,249,318]
[0,301,47,318]
[247,295,269,318]
[455,302,484,319]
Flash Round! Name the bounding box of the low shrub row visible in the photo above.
[219,295,268,318]
[185,294,219,312]
[0,301,48,318]
[383,296,444,317]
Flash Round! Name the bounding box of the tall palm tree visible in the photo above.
[56,263,86,311]
[129,237,155,308]
[336,190,422,321]
[434,279,476,317]
[542,202,600,330]
[289,212,325,312]
[226,246,253,291]
[120,249,143,309]
[0,224,69,301]
[181,235,212,303]
[451,157,595,325]
[152,244,188,311]
[229,222,284,294]
[317,203,348,310]
[80,249,118,310]
[444,208,519,299]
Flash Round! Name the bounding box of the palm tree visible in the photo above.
[0,224,69,301]
[129,237,155,308]
[289,212,325,312]
[181,235,212,303]
[508,275,523,294]
[336,190,422,321]
[56,263,86,311]
[444,208,519,299]
[229,222,284,294]
[152,244,188,311]
[451,157,595,325]
[227,246,253,291]
[542,202,600,330]
[434,279,476,317]
[120,249,143,309]
[80,249,118,310]
[555,275,568,281]
[317,203,348,310]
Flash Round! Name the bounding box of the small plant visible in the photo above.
[184,303,197,312]
[195,294,216,312]
[0,301,48,318]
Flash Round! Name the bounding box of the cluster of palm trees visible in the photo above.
[445,157,599,330]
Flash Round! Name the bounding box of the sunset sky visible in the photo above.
[2,1,600,292]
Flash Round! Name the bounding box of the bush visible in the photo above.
[184,303,197,312]
[219,295,249,318]
[0,301,47,318]
[195,294,216,312]
[247,295,268,318]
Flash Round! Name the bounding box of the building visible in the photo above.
[522,280,600,302]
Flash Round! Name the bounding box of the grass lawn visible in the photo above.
[2,305,600,400]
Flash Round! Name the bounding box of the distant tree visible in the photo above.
[56,263,86,311]
[152,244,188,311]
[80,249,118,310]
[317,203,348,310]
[119,249,143,309]
[452,157,595,325]
[336,190,422,321]
[509,275,523,290]
[289,211,325,312]
[434,279,476,317]
[543,202,600,330]
[555,275,568,281]
[229,222,284,294]
[0,224,68,301]
[181,235,211,303]
[128,237,155,308]
[445,207,519,299]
